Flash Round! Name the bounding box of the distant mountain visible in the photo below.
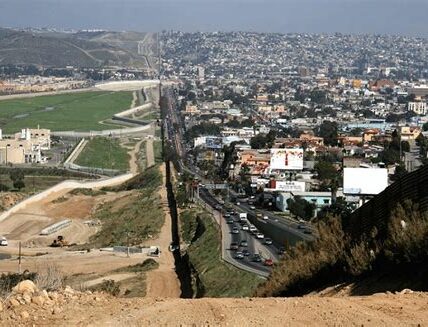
[0,28,152,68]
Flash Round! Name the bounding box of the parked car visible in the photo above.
[230,242,239,250]
[256,233,264,239]
[264,238,273,245]
[234,251,244,259]
[240,240,248,247]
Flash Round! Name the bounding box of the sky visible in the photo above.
[0,0,427,37]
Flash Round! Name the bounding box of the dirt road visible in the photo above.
[143,163,180,298]
[146,138,155,168]
[128,140,144,174]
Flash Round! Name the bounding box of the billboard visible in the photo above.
[270,148,304,170]
[275,181,306,192]
[343,168,388,195]
[205,137,223,149]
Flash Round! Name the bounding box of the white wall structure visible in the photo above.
[343,168,388,195]
[270,148,304,170]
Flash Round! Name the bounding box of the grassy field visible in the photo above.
[0,91,132,133]
[180,209,263,297]
[75,137,130,171]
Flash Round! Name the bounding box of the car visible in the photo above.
[263,215,269,220]
[236,201,241,205]
[250,195,255,199]
[297,224,306,229]
[264,238,273,245]
[215,204,222,210]
[240,240,248,247]
[223,213,231,218]
[0,237,8,246]
[226,218,234,224]
[264,259,274,266]
[242,249,251,256]
[241,224,249,231]
[251,254,262,262]
[303,229,313,234]
[256,233,264,239]
[249,205,256,210]
[231,227,239,234]
[256,213,262,218]
[249,225,257,233]
[234,251,244,259]
[230,242,239,250]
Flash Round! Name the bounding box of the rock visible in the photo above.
[52,307,63,315]
[20,311,30,319]
[22,292,32,304]
[32,295,45,306]
[49,292,59,301]
[400,289,414,295]
[41,290,49,299]
[64,286,74,294]
[9,298,20,308]
[13,280,38,294]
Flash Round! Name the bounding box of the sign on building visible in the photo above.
[275,181,306,192]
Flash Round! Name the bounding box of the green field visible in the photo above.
[0,91,132,133]
[75,137,130,171]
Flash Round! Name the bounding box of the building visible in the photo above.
[0,127,50,164]
[408,102,427,115]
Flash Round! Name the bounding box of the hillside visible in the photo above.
[1,281,427,326]
[0,28,150,68]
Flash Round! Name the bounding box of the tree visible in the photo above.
[13,179,25,191]
[250,134,268,149]
[314,161,337,181]
[316,121,338,146]
[287,196,315,221]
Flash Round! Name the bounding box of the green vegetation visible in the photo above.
[75,137,130,171]
[0,175,81,193]
[69,188,107,197]
[180,209,262,297]
[0,91,132,133]
[90,167,164,247]
[256,200,428,297]
[113,259,159,274]
[153,140,163,164]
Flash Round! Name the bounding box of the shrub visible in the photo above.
[92,279,120,296]
[34,262,64,291]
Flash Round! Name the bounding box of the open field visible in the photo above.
[75,137,130,171]
[0,175,84,193]
[0,91,132,133]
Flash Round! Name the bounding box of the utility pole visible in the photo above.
[18,241,22,274]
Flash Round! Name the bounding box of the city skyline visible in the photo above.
[0,0,427,37]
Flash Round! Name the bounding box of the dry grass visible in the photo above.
[34,262,64,291]
[256,200,428,297]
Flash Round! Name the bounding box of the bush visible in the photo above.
[34,262,64,291]
[92,279,120,296]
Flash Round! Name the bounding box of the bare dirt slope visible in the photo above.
[143,163,180,298]
[1,289,427,326]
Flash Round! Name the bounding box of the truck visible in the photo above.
[239,212,248,222]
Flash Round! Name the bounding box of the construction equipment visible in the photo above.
[50,235,69,247]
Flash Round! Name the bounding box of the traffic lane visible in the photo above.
[224,217,270,273]
[239,202,315,242]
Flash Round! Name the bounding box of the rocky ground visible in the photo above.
[1,280,427,326]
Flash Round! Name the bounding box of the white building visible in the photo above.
[408,102,427,115]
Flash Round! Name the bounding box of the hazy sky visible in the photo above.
[0,0,427,36]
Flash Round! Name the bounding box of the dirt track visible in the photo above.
[143,163,180,298]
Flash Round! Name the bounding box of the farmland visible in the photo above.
[0,91,132,133]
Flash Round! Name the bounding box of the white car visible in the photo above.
[263,215,269,220]
[0,237,8,246]
[256,233,264,239]
[249,225,257,233]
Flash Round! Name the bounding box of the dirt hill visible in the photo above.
[1,281,427,326]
